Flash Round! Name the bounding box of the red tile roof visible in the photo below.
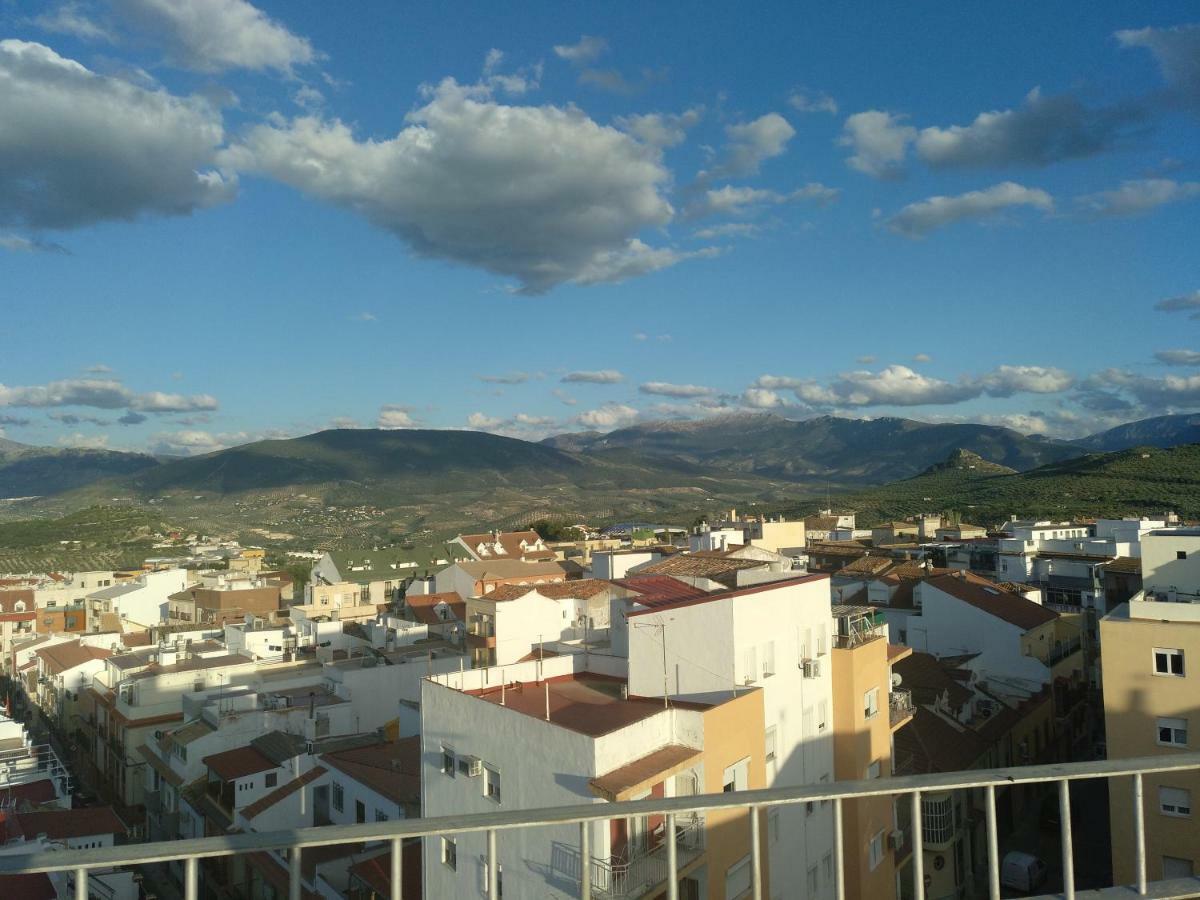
[36,641,112,675]
[486,579,613,602]
[626,573,829,618]
[203,746,278,781]
[0,780,56,807]
[0,874,55,900]
[924,572,1057,630]
[457,530,557,561]
[15,807,127,841]
[611,576,710,609]
[349,842,422,900]
[320,737,419,806]
[403,592,465,626]
[242,766,327,819]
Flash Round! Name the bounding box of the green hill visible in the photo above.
[817,444,1200,526]
[0,442,160,498]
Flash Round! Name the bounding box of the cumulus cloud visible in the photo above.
[57,432,111,449]
[149,429,282,455]
[839,110,915,178]
[741,387,787,408]
[112,0,315,74]
[222,78,684,293]
[885,182,1053,238]
[575,403,639,429]
[857,355,877,365]
[118,411,148,425]
[788,87,837,115]
[571,239,721,286]
[692,222,762,240]
[1075,179,1200,217]
[912,353,932,363]
[638,382,717,398]
[377,405,417,428]
[701,113,795,180]
[0,378,216,413]
[552,389,577,406]
[1154,290,1200,318]
[0,40,233,231]
[30,4,112,42]
[1156,350,1200,366]
[915,88,1142,169]
[49,411,109,427]
[978,365,1074,396]
[687,182,838,218]
[467,412,502,429]
[1117,24,1200,109]
[561,370,624,384]
[478,372,532,384]
[615,108,703,148]
[1084,367,1200,410]
[553,35,608,65]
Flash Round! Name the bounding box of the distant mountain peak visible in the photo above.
[922,448,1016,476]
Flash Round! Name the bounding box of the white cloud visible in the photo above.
[839,110,915,178]
[1156,350,1200,366]
[57,432,111,449]
[0,41,233,231]
[753,374,808,390]
[553,35,608,65]
[1075,179,1200,217]
[575,403,639,429]
[702,113,795,180]
[885,182,1053,238]
[741,387,786,408]
[552,389,577,406]
[86,364,113,374]
[112,0,315,74]
[571,239,721,286]
[514,413,556,426]
[292,85,324,110]
[828,365,978,407]
[350,311,377,322]
[0,233,68,254]
[638,382,717,398]
[149,429,281,455]
[1085,367,1200,410]
[377,405,417,428]
[615,108,703,148]
[562,370,624,384]
[467,412,502,429]
[915,88,1141,168]
[912,353,932,363]
[788,87,837,115]
[856,355,877,365]
[31,4,113,42]
[478,372,531,384]
[1155,290,1200,318]
[0,378,216,413]
[978,365,1074,396]
[687,182,838,218]
[693,222,762,240]
[222,78,681,293]
[1117,24,1200,109]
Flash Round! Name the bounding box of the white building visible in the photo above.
[87,568,191,631]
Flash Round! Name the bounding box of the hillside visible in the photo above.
[0,441,160,498]
[0,506,171,573]
[544,413,1081,482]
[1078,414,1200,452]
[817,444,1200,525]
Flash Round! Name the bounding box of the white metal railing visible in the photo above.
[2,754,1200,900]
[588,813,704,898]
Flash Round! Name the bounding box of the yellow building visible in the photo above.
[831,606,915,900]
[1103,597,1200,883]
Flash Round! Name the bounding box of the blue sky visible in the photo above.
[1,0,1199,455]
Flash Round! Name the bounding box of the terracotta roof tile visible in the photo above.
[320,737,419,806]
[925,573,1057,630]
[403,592,465,625]
[203,746,278,781]
[486,579,614,603]
[35,641,112,675]
[15,807,126,841]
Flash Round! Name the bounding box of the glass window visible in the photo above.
[441,836,456,871]
[1161,786,1192,817]
[868,829,885,870]
[866,760,882,780]
[864,687,880,719]
[1154,648,1185,677]
[485,764,501,803]
[441,745,455,777]
[723,758,750,793]
[922,794,954,844]
[331,781,344,812]
[762,641,776,677]
[264,773,277,788]
[375,810,389,822]
[764,726,777,777]
[1158,717,1188,747]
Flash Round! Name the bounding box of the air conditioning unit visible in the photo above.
[802,658,821,679]
[889,830,905,850]
[463,756,483,777]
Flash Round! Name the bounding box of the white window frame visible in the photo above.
[868,829,885,870]
[723,757,750,793]
[864,687,880,720]
[1154,648,1185,678]
[441,836,457,870]
[485,763,502,804]
[1158,717,1188,747]
[1160,786,1192,817]
[441,744,456,777]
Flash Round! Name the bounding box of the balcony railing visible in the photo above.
[589,813,704,898]
[2,754,1200,900]
[889,689,915,727]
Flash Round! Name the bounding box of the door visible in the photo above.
[313,785,330,826]
[355,799,366,824]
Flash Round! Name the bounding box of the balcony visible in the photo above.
[3,754,1200,900]
[590,814,704,898]
[889,689,915,729]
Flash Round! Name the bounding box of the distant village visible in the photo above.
[0,508,1195,899]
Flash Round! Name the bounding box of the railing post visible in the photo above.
[833,798,845,900]
[390,837,403,900]
[289,847,302,900]
[666,812,678,900]
[1059,779,1074,900]
[984,785,1000,900]
[911,791,924,900]
[1132,772,1146,896]
[487,828,499,900]
[750,805,762,900]
[184,856,198,900]
[75,867,87,900]
[580,820,592,900]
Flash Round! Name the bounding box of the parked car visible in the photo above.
[1001,850,1048,893]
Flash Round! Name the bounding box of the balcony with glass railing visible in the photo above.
[3,753,1200,900]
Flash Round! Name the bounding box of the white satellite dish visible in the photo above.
[890,673,903,688]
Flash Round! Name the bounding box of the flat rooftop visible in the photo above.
[465,673,708,738]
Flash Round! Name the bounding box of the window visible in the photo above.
[441,836,457,871]
[441,745,456,777]
[1160,786,1192,817]
[1154,648,1185,677]
[817,699,828,732]
[866,760,882,780]
[355,800,366,824]
[922,794,954,844]
[485,764,501,803]
[742,646,758,684]
[822,852,833,883]
[768,808,780,843]
[806,865,818,895]
[331,781,344,812]
[725,855,751,899]
[868,829,886,870]
[1158,717,1188,747]
[723,758,749,793]
[864,687,880,720]
[762,641,776,677]
[764,727,777,777]
[375,810,389,822]
[264,773,277,788]
[1163,856,1195,879]
[816,625,827,656]
[1178,551,1188,560]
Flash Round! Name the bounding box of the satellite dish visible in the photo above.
[891,673,903,688]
